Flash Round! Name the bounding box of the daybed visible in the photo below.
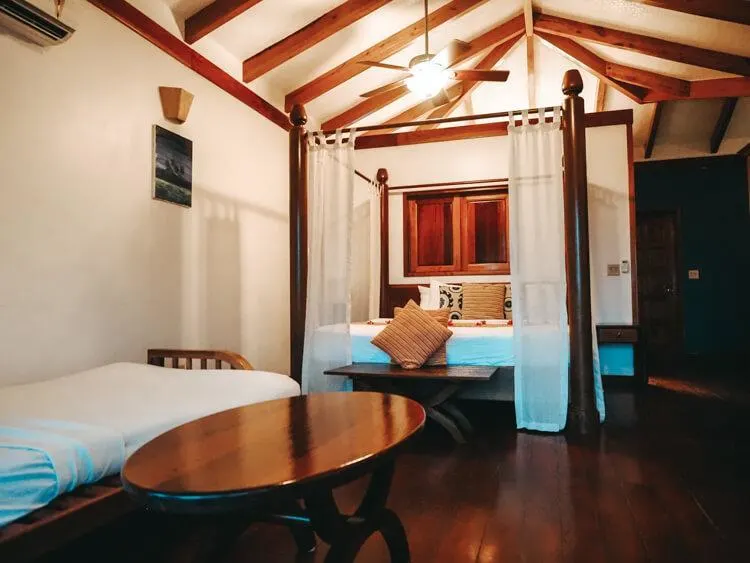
[0,349,299,563]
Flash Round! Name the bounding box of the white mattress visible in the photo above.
[351,323,515,366]
[0,362,300,525]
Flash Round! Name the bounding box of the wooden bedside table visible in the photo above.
[596,324,647,386]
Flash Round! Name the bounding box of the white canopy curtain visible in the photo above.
[508,108,570,432]
[508,109,605,431]
[301,130,357,393]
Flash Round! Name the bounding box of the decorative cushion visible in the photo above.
[429,281,463,320]
[394,307,450,366]
[504,284,512,320]
[372,300,452,369]
[417,285,432,309]
[462,283,506,320]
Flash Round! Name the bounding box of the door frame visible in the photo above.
[635,209,686,361]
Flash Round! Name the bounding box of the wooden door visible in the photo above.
[637,211,683,367]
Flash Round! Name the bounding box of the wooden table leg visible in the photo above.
[439,401,474,436]
[303,460,410,563]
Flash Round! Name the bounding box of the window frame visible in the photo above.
[402,187,510,277]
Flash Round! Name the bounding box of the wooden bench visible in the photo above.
[324,364,499,443]
[0,349,255,563]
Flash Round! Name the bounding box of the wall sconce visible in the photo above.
[158,87,194,124]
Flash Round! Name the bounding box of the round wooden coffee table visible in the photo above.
[122,392,425,563]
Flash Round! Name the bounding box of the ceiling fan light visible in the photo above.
[406,60,449,99]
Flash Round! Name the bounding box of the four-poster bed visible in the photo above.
[289,69,599,435]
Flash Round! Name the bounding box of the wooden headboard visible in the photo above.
[381,284,421,317]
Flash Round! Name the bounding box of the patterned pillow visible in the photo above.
[503,284,512,320]
[462,283,506,320]
[436,283,463,320]
[372,300,452,369]
[394,307,450,365]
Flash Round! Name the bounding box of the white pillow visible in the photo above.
[418,285,432,309]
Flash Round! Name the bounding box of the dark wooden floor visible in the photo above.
[46,369,750,563]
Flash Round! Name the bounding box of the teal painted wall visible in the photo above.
[635,156,750,357]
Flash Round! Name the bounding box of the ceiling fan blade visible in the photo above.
[451,69,510,82]
[360,78,408,98]
[433,39,471,68]
[359,61,410,72]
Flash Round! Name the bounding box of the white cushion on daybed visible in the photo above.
[0,362,301,455]
[0,362,300,526]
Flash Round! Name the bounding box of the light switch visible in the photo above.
[607,264,621,276]
[621,260,630,273]
[688,269,700,280]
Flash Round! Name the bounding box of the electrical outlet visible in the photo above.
[607,264,621,276]
[621,260,630,274]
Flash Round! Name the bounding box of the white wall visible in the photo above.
[355,124,634,323]
[356,136,511,285]
[0,1,290,384]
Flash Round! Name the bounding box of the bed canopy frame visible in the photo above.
[288,69,598,435]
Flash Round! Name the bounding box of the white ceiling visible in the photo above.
[161,0,750,159]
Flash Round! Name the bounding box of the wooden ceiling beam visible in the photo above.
[526,35,536,107]
[709,97,738,153]
[644,102,664,159]
[320,14,525,130]
[88,0,289,131]
[625,1,750,27]
[605,62,691,97]
[595,80,607,112]
[418,37,522,131]
[366,84,465,136]
[243,0,394,82]
[284,0,489,111]
[355,109,633,149]
[523,0,533,36]
[536,32,648,103]
[535,13,750,76]
[184,0,264,44]
[643,76,750,101]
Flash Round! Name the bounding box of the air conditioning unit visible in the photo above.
[0,0,75,46]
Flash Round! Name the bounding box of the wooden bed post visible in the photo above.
[377,168,390,318]
[289,104,308,385]
[561,70,598,436]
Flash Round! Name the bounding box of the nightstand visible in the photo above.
[596,324,647,386]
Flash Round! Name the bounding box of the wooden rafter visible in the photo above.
[284,0,489,111]
[184,0,264,44]
[643,77,750,101]
[625,1,750,27]
[535,13,750,76]
[243,0,393,82]
[418,36,522,131]
[644,102,663,159]
[536,32,648,103]
[367,84,464,136]
[709,97,738,153]
[355,109,633,149]
[320,14,525,130]
[605,62,690,97]
[526,35,536,107]
[523,0,533,36]
[88,0,289,131]
[595,80,607,112]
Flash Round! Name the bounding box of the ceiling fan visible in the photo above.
[358,0,510,105]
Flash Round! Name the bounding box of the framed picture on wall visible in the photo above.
[152,125,192,207]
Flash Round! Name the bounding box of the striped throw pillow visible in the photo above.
[462,283,506,320]
[394,306,450,366]
[372,300,452,369]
